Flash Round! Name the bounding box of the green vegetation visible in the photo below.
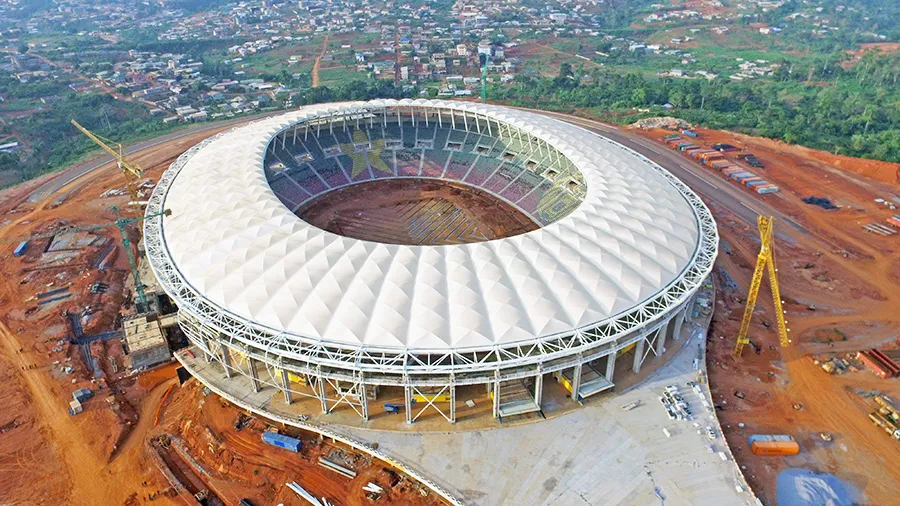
[497,53,900,162]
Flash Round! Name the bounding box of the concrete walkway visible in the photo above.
[335,325,755,506]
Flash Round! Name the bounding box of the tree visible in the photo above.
[18,44,28,54]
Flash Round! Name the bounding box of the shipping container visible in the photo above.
[858,351,892,379]
[261,431,301,452]
[69,399,82,416]
[756,185,779,194]
[869,349,900,377]
[13,241,28,257]
[751,441,800,455]
[746,180,769,187]
[681,129,698,137]
[887,216,900,228]
[748,435,799,455]
[678,144,698,151]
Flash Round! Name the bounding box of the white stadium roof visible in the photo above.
[156,100,702,352]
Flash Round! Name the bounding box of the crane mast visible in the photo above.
[733,216,790,358]
[70,120,144,207]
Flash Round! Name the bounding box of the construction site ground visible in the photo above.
[296,178,538,245]
[1,106,898,505]
[620,123,900,505]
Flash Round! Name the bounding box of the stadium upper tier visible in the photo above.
[145,100,716,359]
[264,117,584,228]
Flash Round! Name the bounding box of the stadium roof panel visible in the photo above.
[157,100,703,351]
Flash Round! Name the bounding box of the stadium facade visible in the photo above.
[145,99,717,424]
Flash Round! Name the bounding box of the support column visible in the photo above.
[492,380,501,419]
[674,311,686,341]
[203,337,213,363]
[280,368,292,405]
[534,372,543,408]
[317,375,328,414]
[449,384,457,424]
[633,336,645,373]
[404,385,413,424]
[605,351,617,382]
[359,375,369,421]
[248,357,261,393]
[655,327,667,356]
[570,363,582,402]
[220,344,233,379]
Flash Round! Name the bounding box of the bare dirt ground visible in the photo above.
[634,127,900,505]
[158,380,446,506]
[297,178,538,245]
[0,125,235,506]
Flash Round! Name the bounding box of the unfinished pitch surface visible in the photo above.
[295,178,538,246]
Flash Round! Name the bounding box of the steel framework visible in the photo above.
[145,100,718,423]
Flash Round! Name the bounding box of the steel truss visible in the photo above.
[145,101,718,401]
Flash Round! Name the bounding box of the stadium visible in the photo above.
[144,99,718,425]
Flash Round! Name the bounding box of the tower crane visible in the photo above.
[3,206,171,313]
[70,120,144,207]
[733,216,790,358]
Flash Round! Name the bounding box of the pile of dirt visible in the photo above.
[628,116,691,130]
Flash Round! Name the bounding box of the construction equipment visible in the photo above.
[733,216,790,358]
[3,206,171,312]
[70,120,144,208]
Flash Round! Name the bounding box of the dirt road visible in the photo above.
[312,34,329,88]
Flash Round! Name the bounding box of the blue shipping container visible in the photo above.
[261,432,301,452]
[13,241,28,257]
[681,129,698,137]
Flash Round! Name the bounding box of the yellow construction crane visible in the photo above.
[70,120,144,207]
[733,216,790,358]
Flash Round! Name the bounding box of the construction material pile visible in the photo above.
[629,117,692,130]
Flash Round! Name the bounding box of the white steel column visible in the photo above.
[317,374,328,414]
[220,343,233,379]
[674,310,686,340]
[248,357,261,393]
[605,352,616,382]
[449,384,457,424]
[570,363,582,402]
[203,337,213,363]
[492,379,501,419]
[655,326,667,356]
[534,372,543,408]
[280,368,292,405]
[404,385,413,424]
[633,337,645,373]
[359,375,369,421]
